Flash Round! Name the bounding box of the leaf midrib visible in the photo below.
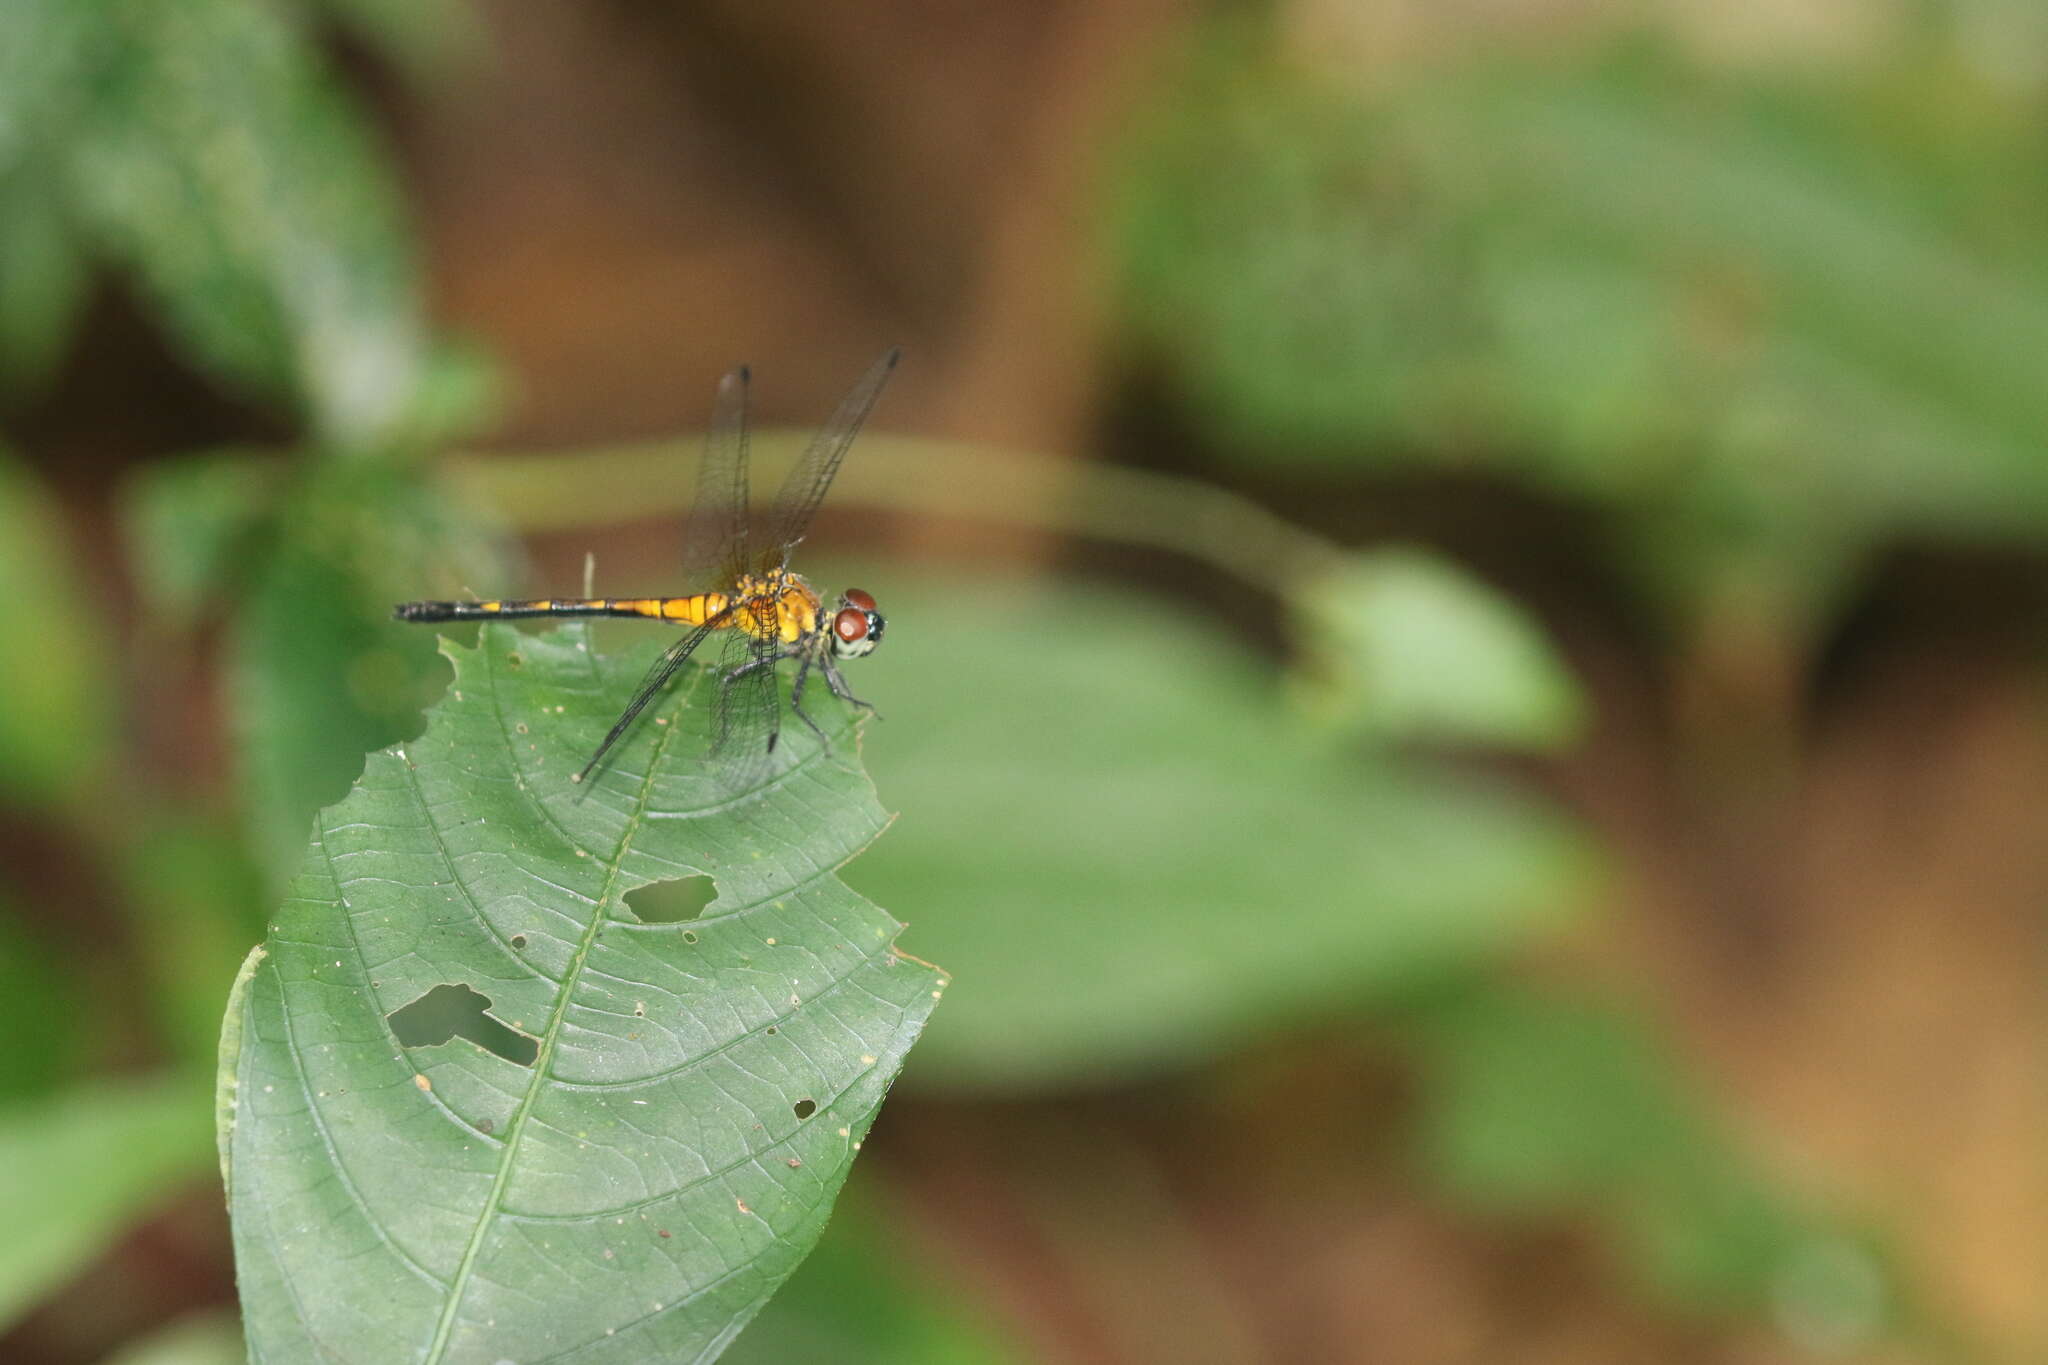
[420,657,684,1363]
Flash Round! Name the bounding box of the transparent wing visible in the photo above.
[681,365,752,589]
[576,613,726,783]
[763,347,899,568]
[707,617,783,792]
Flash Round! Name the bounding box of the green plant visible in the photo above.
[222,623,940,1358]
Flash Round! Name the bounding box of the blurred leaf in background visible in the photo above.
[220,457,507,886]
[849,573,1597,1090]
[722,1194,1020,1365]
[1405,982,1895,1340]
[0,450,111,813]
[0,1078,214,1335]
[1,0,501,1355]
[115,815,271,1076]
[1113,14,2048,631]
[1289,547,1586,752]
[101,1313,245,1365]
[0,898,81,1104]
[119,446,510,890]
[52,0,426,445]
[0,2,98,402]
[10,0,510,886]
[120,450,287,633]
[311,0,478,81]
[835,552,1921,1348]
[0,162,91,398]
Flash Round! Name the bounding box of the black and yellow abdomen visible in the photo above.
[392,595,732,624]
[392,575,820,641]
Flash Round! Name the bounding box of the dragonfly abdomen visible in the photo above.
[392,596,731,624]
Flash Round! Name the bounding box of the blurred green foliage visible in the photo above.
[0,898,78,1103]
[220,460,504,883]
[850,573,1593,1089]
[1406,983,1889,1332]
[721,1196,1023,1365]
[0,0,501,1355]
[0,449,110,812]
[4,0,460,444]
[1115,15,2048,627]
[101,1314,246,1365]
[121,450,508,885]
[0,1078,213,1329]
[838,563,1907,1339]
[115,815,272,1074]
[1290,547,1585,750]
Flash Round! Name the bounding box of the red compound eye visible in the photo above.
[842,587,876,612]
[834,607,869,642]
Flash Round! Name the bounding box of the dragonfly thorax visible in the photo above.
[724,570,823,645]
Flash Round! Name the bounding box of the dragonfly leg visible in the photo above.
[786,655,832,746]
[821,659,882,721]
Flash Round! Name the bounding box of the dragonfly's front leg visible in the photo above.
[821,659,880,720]
[786,654,833,746]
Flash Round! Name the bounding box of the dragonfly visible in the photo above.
[394,348,899,787]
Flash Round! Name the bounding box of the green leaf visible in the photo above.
[119,450,287,628]
[846,574,1594,1091]
[1289,548,1585,752]
[0,0,94,395]
[0,161,89,396]
[102,1313,246,1365]
[721,1194,1021,1365]
[0,1076,214,1333]
[0,0,97,174]
[223,623,943,1361]
[0,448,112,808]
[0,898,83,1101]
[308,0,479,80]
[118,813,271,1074]
[1112,27,2048,611]
[1407,983,1894,1334]
[64,0,428,447]
[228,457,506,889]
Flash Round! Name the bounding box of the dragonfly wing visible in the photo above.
[576,613,726,783]
[682,365,752,589]
[708,624,782,792]
[763,348,899,568]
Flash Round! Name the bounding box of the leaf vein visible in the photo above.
[545,939,888,1093]
[420,649,688,1361]
[496,1058,875,1224]
[296,809,455,1295]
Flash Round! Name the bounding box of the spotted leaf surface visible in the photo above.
[222,623,942,1363]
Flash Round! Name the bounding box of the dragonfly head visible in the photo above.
[831,588,884,659]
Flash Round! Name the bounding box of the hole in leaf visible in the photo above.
[505,651,524,668]
[765,1025,778,1035]
[793,1098,816,1119]
[683,930,699,944]
[625,876,716,924]
[510,934,527,950]
[387,983,539,1067]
